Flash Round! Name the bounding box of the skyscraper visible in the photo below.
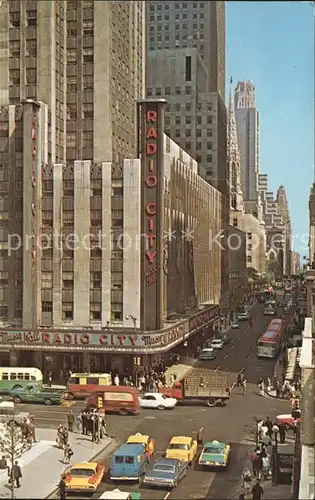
[234,81,260,214]
[0,0,145,331]
[0,1,66,164]
[66,0,144,164]
[146,1,228,193]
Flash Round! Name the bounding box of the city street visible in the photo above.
[22,305,291,499]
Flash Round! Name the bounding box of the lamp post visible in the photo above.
[125,315,137,329]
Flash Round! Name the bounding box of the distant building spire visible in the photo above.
[227,78,244,212]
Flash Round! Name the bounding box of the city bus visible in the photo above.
[0,367,43,393]
[257,320,283,358]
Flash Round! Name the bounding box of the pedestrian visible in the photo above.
[11,461,22,488]
[81,412,87,435]
[278,422,286,444]
[251,479,264,500]
[59,473,67,500]
[67,411,74,432]
[75,413,82,434]
[114,374,119,386]
[63,443,73,464]
[48,371,52,387]
[258,380,264,396]
[0,455,7,470]
[197,427,204,447]
[264,417,273,439]
[262,454,270,479]
[241,378,247,395]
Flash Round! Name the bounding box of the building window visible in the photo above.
[0,306,8,318]
[111,311,123,322]
[196,142,202,150]
[185,56,191,81]
[206,154,212,163]
[62,303,73,321]
[41,271,52,289]
[83,103,93,119]
[10,12,20,28]
[248,244,252,251]
[207,129,212,137]
[26,69,36,85]
[67,49,77,63]
[41,301,52,312]
[90,304,101,321]
[27,10,37,27]
[185,116,191,125]
[233,218,238,227]
[10,41,20,58]
[207,141,213,150]
[26,39,37,57]
[185,129,191,137]
[91,272,101,289]
[248,232,252,240]
[9,70,20,86]
[247,256,252,263]
[185,142,191,150]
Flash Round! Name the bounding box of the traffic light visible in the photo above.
[97,396,103,409]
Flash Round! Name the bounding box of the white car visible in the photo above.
[231,321,239,329]
[139,393,177,410]
[210,339,224,349]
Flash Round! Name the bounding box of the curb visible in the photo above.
[45,438,117,499]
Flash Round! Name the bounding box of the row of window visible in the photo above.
[41,301,123,322]
[150,3,205,12]
[10,10,37,29]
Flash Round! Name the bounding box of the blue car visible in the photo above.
[143,458,188,488]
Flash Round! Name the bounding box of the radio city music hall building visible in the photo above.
[0,99,226,379]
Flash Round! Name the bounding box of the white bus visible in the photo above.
[257,324,283,358]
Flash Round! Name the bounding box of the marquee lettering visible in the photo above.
[143,106,158,271]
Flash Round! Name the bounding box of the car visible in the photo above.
[237,313,249,321]
[210,339,224,350]
[218,333,230,344]
[99,489,141,500]
[9,383,64,405]
[139,393,177,410]
[199,348,216,360]
[231,321,239,329]
[126,433,156,459]
[143,458,188,489]
[165,436,198,464]
[63,461,105,494]
[198,440,231,468]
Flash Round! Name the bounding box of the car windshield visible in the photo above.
[168,443,189,450]
[153,464,175,473]
[212,340,221,344]
[69,468,95,477]
[203,447,223,454]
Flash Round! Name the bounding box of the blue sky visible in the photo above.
[226,1,314,257]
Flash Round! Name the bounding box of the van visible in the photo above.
[110,444,148,481]
[0,367,43,394]
[66,373,112,399]
[86,386,140,415]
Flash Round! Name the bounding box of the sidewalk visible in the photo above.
[232,444,293,499]
[0,428,112,499]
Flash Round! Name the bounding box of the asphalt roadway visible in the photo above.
[20,304,292,499]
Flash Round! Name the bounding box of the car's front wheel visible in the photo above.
[157,405,165,410]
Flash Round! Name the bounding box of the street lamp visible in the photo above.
[125,315,137,329]
[272,427,279,485]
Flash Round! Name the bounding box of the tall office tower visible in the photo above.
[66,0,145,164]
[234,81,260,214]
[276,185,292,274]
[146,1,227,193]
[227,78,243,212]
[0,0,66,164]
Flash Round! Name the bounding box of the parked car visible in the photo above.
[210,339,224,350]
[139,393,177,410]
[231,321,239,329]
[199,348,216,360]
[237,312,249,321]
[143,458,188,488]
[218,333,230,344]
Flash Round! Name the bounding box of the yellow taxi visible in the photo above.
[165,436,198,464]
[64,461,105,493]
[126,433,156,460]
